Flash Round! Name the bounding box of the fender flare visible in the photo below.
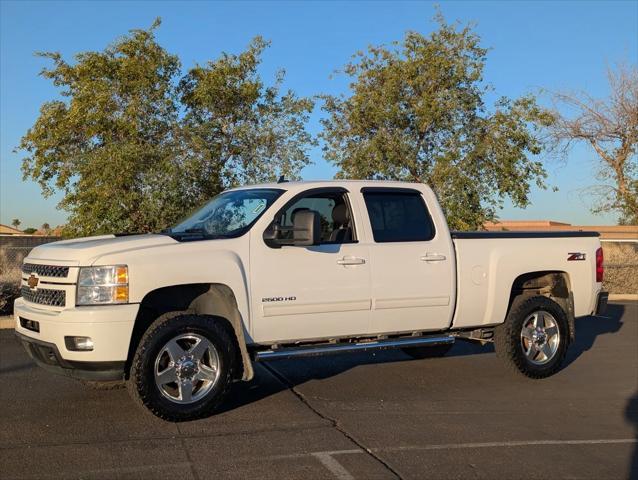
[188,285,254,381]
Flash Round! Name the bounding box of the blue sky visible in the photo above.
[1,0,637,229]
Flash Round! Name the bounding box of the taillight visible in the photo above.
[596,247,604,283]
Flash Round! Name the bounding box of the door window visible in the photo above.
[275,190,355,244]
[363,191,435,242]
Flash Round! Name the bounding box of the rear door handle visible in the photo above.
[420,253,446,262]
[337,256,366,266]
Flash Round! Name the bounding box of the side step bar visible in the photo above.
[253,335,455,361]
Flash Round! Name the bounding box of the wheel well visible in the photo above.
[509,271,575,341]
[126,283,248,381]
[511,271,570,299]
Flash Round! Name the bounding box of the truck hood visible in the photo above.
[26,234,178,265]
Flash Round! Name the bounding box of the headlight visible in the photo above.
[77,265,128,305]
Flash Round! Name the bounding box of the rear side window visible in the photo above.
[363,191,435,242]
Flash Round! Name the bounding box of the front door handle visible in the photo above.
[420,253,446,262]
[337,256,366,266]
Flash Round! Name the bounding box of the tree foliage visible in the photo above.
[548,64,638,225]
[11,219,21,228]
[19,20,314,236]
[179,37,315,201]
[320,15,554,230]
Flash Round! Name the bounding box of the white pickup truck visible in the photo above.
[14,180,608,421]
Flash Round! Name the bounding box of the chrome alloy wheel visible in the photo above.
[520,310,561,365]
[154,333,220,404]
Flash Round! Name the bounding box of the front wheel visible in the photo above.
[127,314,237,421]
[494,295,569,379]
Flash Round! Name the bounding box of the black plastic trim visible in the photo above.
[19,317,40,333]
[15,331,125,381]
[360,186,422,195]
[595,291,609,316]
[451,231,601,239]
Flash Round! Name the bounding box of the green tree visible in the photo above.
[320,15,554,230]
[22,228,37,235]
[179,36,315,202]
[11,218,21,229]
[19,20,314,236]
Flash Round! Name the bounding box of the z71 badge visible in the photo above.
[567,252,586,261]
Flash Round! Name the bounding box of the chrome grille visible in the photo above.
[21,286,66,307]
[22,263,69,278]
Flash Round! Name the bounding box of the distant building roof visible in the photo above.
[33,226,64,237]
[485,220,638,240]
[0,224,23,235]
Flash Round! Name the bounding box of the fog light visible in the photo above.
[64,336,94,351]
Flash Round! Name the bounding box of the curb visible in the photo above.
[0,317,14,330]
[608,294,638,301]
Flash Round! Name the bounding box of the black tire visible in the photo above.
[494,295,569,379]
[402,343,454,359]
[127,314,237,421]
[83,380,126,391]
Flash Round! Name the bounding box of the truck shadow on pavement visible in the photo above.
[218,304,627,416]
[562,303,624,368]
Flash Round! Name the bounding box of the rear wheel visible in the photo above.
[494,295,569,378]
[402,343,454,359]
[127,314,237,421]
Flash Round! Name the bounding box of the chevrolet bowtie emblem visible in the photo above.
[27,274,39,289]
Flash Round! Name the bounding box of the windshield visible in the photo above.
[167,188,284,239]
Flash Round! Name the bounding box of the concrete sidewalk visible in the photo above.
[0,316,12,329]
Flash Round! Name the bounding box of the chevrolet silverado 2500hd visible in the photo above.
[14,180,608,421]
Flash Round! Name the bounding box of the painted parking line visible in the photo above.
[312,451,357,480]
[378,437,638,453]
[264,438,637,479]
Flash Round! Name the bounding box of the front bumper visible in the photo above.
[594,291,609,316]
[14,298,139,379]
[16,331,126,381]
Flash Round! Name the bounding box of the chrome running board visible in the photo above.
[253,335,455,361]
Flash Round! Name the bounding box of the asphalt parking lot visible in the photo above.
[0,301,636,479]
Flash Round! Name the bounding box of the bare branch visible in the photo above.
[548,62,638,223]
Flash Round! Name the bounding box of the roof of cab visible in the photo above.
[228,179,426,192]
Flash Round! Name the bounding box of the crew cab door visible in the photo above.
[249,187,371,343]
[361,187,455,334]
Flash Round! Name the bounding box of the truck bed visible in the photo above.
[451,231,602,329]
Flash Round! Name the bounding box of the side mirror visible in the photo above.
[263,210,321,248]
[292,210,320,246]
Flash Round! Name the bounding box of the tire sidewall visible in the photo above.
[507,296,569,377]
[130,315,234,421]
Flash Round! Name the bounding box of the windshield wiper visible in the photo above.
[166,228,235,240]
